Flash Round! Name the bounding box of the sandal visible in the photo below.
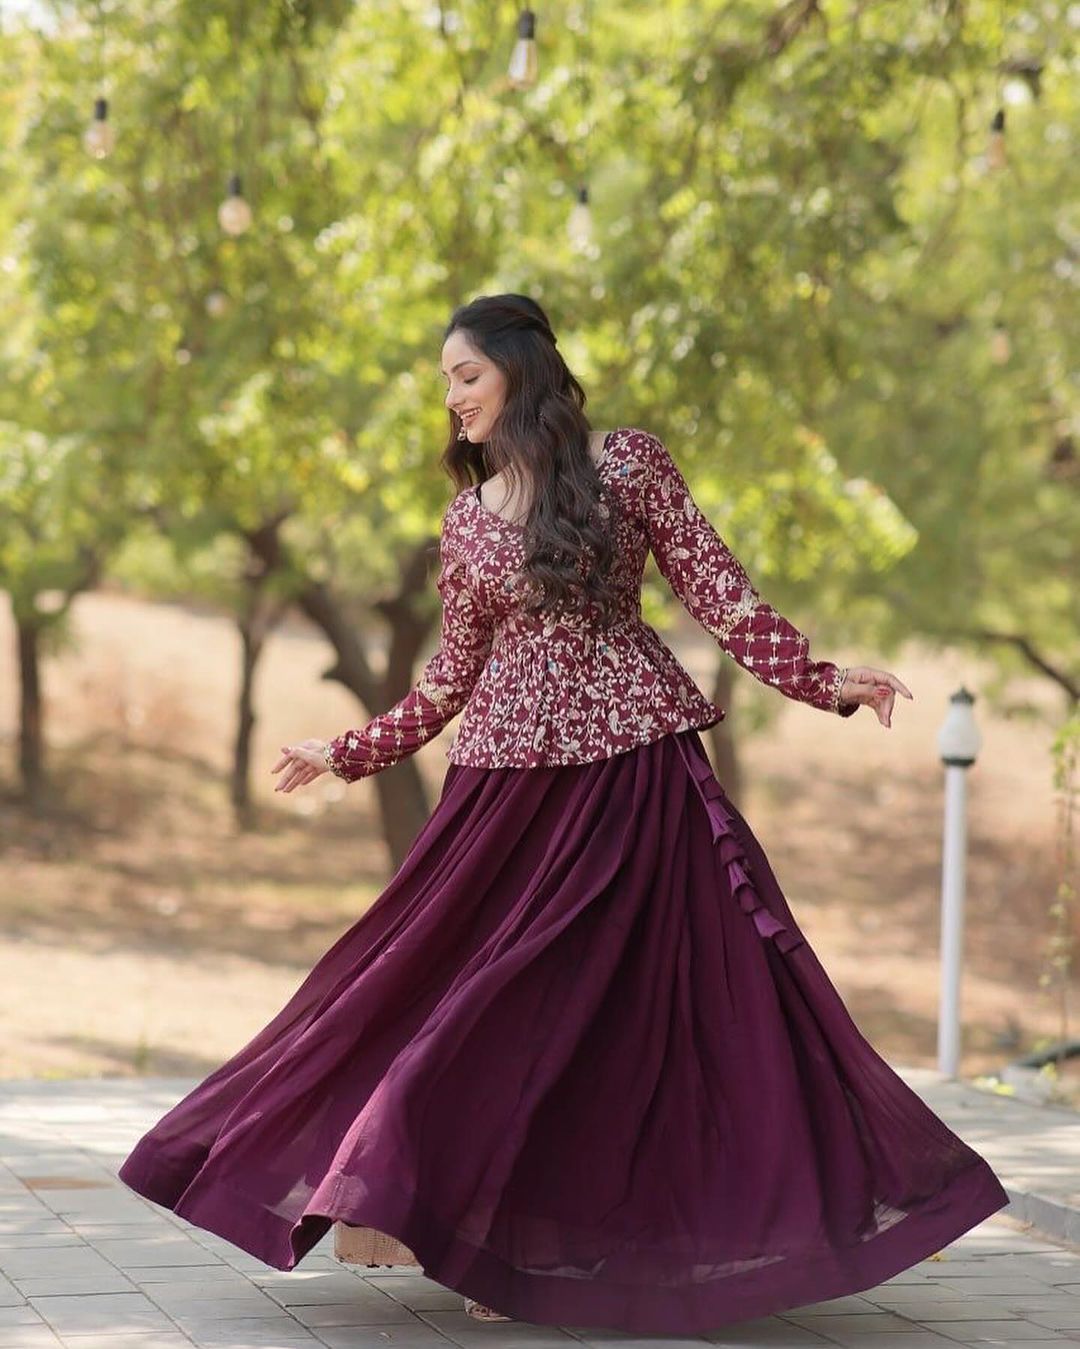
[464,1296,513,1322]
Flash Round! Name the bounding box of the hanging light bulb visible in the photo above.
[568,184,592,248]
[507,9,538,89]
[83,96,115,159]
[990,320,1011,364]
[987,109,1006,170]
[218,172,253,235]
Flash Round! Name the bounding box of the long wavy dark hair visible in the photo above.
[441,293,623,627]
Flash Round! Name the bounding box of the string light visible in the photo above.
[507,9,538,89]
[566,0,595,251]
[568,184,592,247]
[987,109,1006,170]
[218,172,253,235]
[990,320,1011,365]
[83,96,115,158]
[84,1,114,158]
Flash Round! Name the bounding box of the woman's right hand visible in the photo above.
[271,739,331,792]
[839,666,914,728]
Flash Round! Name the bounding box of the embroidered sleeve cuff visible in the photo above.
[323,738,351,780]
[829,666,859,717]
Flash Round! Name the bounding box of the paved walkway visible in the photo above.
[0,1071,1077,1349]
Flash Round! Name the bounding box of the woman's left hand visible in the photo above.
[271,739,330,792]
[839,666,914,728]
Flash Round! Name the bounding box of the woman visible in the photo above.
[119,293,1009,1335]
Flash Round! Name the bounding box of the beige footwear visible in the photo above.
[464,1295,513,1322]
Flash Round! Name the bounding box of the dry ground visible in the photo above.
[0,587,1075,1101]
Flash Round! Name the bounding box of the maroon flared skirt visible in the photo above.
[118,727,1009,1335]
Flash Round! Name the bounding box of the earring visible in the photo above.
[457,423,467,440]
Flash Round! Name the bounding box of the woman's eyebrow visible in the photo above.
[439,360,479,377]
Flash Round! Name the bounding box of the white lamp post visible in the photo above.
[936,686,982,1078]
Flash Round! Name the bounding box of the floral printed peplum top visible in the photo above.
[324,427,857,781]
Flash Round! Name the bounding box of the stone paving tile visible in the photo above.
[0,1231,86,1250]
[13,1272,139,1296]
[65,1221,187,1240]
[1026,1307,1080,1329]
[90,1236,235,1269]
[699,1319,838,1347]
[785,1295,883,1316]
[568,1342,716,1349]
[920,1319,1070,1341]
[854,1298,1028,1321]
[871,1283,987,1303]
[28,1290,180,1335]
[0,1245,120,1280]
[55,1335,196,1348]
[0,1326,62,1347]
[363,1273,477,1312]
[553,1335,716,1348]
[775,1337,956,1349]
[282,1294,418,1325]
[133,1267,253,1288]
[952,1295,1080,1315]
[954,1256,1080,1278]
[0,1301,49,1326]
[944,1235,1065,1257]
[180,1320,323,1347]
[290,1299,434,1326]
[935,1279,1066,1297]
[260,1278,412,1312]
[157,1294,294,1322]
[417,1310,599,1345]
[0,1216,75,1232]
[783,1310,929,1337]
[144,1282,281,1309]
[311,1327,469,1349]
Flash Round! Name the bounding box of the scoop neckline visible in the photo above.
[469,429,618,531]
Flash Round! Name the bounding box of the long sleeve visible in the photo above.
[641,433,857,717]
[323,530,496,782]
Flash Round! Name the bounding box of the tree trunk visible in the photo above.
[232,616,258,829]
[231,551,290,831]
[16,616,44,809]
[707,657,743,811]
[244,519,437,870]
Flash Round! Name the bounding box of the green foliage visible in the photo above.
[0,0,1075,729]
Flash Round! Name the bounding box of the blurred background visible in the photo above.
[0,1,1076,1102]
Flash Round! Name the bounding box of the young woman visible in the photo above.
[119,293,1009,1335]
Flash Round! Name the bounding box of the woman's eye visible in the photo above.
[465,376,478,385]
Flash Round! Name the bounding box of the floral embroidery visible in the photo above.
[639,431,858,722]
[324,428,855,781]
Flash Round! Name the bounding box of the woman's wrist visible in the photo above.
[322,739,346,779]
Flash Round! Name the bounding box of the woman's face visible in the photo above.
[440,329,507,442]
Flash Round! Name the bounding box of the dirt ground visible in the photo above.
[0,586,1076,1103]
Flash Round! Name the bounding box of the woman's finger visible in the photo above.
[279,759,325,792]
[871,669,913,701]
[276,764,307,792]
[887,672,914,700]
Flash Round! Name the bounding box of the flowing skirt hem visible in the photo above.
[124,1150,1010,1334]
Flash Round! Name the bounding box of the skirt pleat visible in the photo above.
[118,727,1009,1335]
